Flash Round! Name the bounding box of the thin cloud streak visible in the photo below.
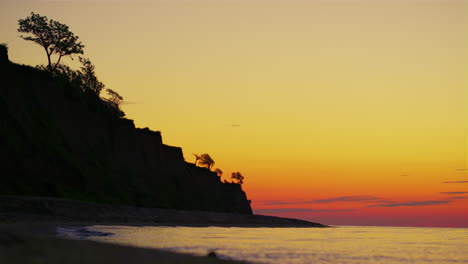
[440,192,468,194]
[121,101,140,105]
[448,196,468,200]
[442,181,468,183]
[313,196,383,203]
[264,196,385,205]
[254,208,357,214]
[369,200,449,207]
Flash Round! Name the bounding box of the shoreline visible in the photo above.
[0,195,327,227]
[0,195,326,264]
[0,223,253,264]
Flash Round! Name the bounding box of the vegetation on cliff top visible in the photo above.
[193,153,246,184]
[0,12,252,213]
[17,12,125,118]
[18,12,84,72]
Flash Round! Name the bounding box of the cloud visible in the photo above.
[369,200,449,207]
[448,197,468,200]
[312,196,383,203]
[265,196,384,205]
[254,208,357,214]
[121,101,139,105]
[455,169,468,171]
[440,192,468,194]
[442,181,468,184]
[264,201,306,205]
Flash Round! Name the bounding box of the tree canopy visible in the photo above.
[79,57,105,95]
[105,88,125,117]
[18,12,84,71]
[231,172,244,185]
[214,168,223,177]
[195,153,215,169]
[37,56,125,118]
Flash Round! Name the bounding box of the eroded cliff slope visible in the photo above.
[0,60,252,214]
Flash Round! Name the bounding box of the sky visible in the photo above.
[1,0,467,227]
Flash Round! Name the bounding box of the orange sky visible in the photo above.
[1,0,466,227]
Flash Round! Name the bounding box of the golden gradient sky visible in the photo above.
[1,0,467,226]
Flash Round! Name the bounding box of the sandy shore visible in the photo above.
[0,223,252,264]
[0,196,326,263]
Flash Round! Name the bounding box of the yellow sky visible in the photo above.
[1,0,466,225]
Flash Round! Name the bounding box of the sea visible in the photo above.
[57,225,468,264]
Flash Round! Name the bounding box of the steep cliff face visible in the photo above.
[0,61,252,214]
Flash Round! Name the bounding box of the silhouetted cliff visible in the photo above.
[0,59,252,214]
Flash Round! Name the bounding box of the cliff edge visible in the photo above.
[0,59,252,214]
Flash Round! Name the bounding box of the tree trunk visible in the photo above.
[44,47,52,72]
[52,54,63,72]
[46,52,52,71]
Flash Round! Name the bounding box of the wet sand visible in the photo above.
[0,196,326,263]
[0,223,252,264]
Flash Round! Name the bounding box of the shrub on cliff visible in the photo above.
[231,172,244,184]
[36,58,125,118]
[195,153,215,170]
[214,168,223,177]
[103,88,125,118]
[79,57,105,96]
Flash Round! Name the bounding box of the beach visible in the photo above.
[0,196,324,264]
[0,223,252,264]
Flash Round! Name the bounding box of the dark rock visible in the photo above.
[207,252,217,258]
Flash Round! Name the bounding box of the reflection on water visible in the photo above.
[76,225,468,264]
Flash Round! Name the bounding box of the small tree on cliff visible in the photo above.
[79,57,105,96]
[214,168,223,177]
[18,12,84,72]
[193,154,201,165]
[104,88,125,117]
[231,172,244,184]
[197,153,215,170]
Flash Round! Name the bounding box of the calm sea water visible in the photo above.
[58,225,468,264]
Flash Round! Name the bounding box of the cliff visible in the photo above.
[0,59,252,214]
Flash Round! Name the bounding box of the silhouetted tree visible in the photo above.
[18,12,84,72]
[198,153,215,170]
[106,89,123,106]
[104,88,125,117]
[214,168,223,177]
[193,154,201,165]
[36,57,104,96]
[79,57,105,95]
[50,63,79,81]
[231,172,244,184]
